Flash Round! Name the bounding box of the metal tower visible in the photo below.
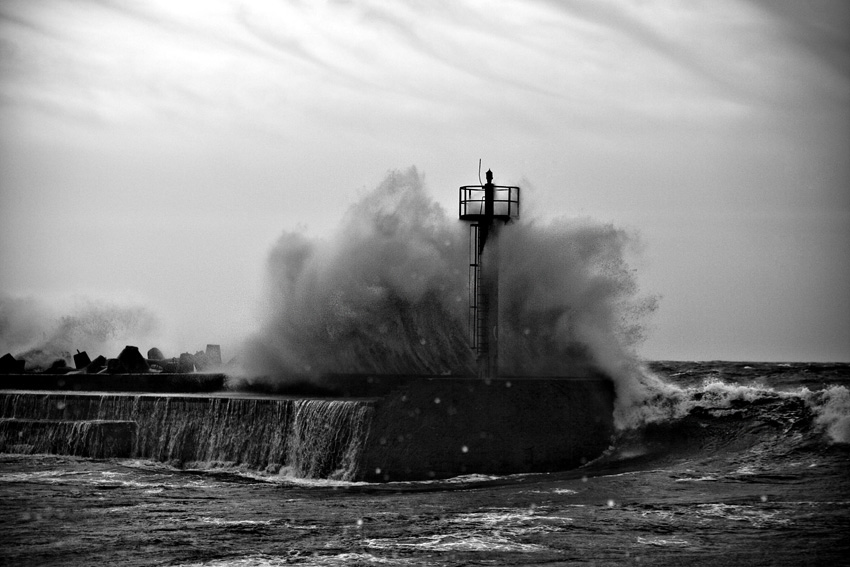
[458,170,520,379]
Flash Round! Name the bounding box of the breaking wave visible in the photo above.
[605,373,850,460]
[237,167,662,425]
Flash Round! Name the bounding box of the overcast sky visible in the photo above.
[1,0,848,362]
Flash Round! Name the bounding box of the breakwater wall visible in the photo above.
[0,419,135,458]
[359,377,614,481]
[0,392,373,480]
[0,375,615,481]
[0,373,226,393]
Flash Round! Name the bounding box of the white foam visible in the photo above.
[694,503,792,527]
[364,532,547,553]
[637,536,690,546]
[617,372,850,448]
[197,517,273,527]
[674,475,719,482]
[526,488,579,495]
[173,553,413,567]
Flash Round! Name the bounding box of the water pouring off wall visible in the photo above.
[0,392,375,480]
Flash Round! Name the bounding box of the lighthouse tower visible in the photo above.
[458,170,520,379]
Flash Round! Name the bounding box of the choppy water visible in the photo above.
[1,361,848,566]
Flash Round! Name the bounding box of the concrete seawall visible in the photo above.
[0,373,226,393]
[0,418,135,458]
[0,375,615,481]
[358,377,614,481]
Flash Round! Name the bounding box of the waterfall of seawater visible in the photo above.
[0,393,374,481]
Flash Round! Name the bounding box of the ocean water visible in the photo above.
[1,361,848,566]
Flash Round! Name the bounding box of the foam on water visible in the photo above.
[175,553,419,566]
[693,503,793,527]
[616,369,850,445]
[364,533,548,553]
[636,536,690,547]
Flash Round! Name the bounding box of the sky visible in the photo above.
[1,0,848,362]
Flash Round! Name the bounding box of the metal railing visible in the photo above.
[458,185,520,220]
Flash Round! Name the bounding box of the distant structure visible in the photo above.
[459,169,520,379]
[205,344,222,366]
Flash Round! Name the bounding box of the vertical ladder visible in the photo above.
[468,223,481,352]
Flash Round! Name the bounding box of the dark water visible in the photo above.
[1,361,849,566]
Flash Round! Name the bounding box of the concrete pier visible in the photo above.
[0,373,226,393]
[358,376,614,481]
[0,374,615,481]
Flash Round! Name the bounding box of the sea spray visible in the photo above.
[238,167,661,425]
[803,385,850,444]
[240,168,472,379]
[496,217,663,428]
[0,294,159,370]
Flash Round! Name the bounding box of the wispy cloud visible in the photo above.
[0,0,847,360]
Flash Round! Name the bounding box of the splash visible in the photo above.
[804,385,850,444]
[614,371,850,445]
[238,167,660,418]
[0,294,159,370]
[240,168,472,378]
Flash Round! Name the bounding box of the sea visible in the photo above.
[1,360,848,567]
